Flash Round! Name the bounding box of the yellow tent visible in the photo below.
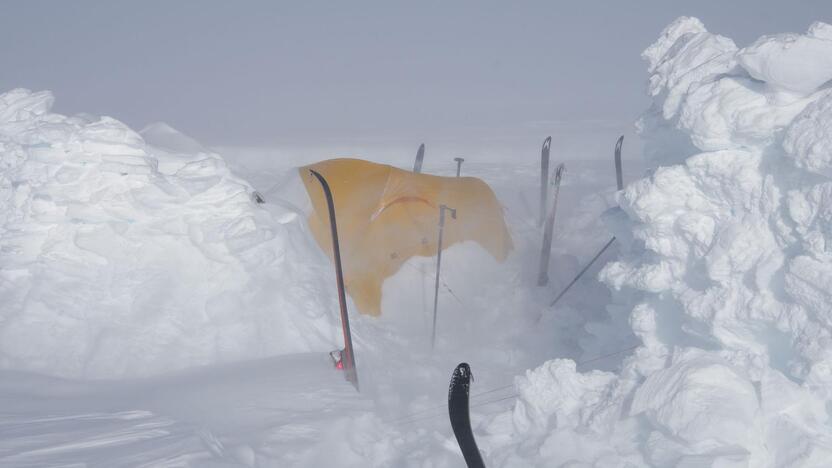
[300,158,512,316]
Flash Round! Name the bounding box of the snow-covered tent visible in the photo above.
[299,158,512,316]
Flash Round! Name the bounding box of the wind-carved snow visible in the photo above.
[0,89,337,378]
[485,17,832,467]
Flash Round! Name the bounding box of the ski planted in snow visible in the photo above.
[539,136,552,226]
[548,136,625,309]
[614,135,624,191]
[537,163,565,286]
[448,363,485,468]
[413,143,426,173]
[309,169,359,391]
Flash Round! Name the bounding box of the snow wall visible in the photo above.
[0,89,339,378]
[485,18,832,467]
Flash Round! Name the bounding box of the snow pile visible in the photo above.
[485,18,832,467]
[0,89,337,379]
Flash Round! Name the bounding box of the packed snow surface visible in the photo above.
[4,15,832,468]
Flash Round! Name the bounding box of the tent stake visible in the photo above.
[432,204,457,350]
[309,169,359,391]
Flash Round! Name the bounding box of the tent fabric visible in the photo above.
[299,158,512,316]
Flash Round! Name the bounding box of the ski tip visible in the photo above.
[543,136,552,149]
[414,144,426,173]
[554,163,566,181]
[309,168,322,182]
[455,362,472,380]
[615,135,624,152]
[449,363,473,397]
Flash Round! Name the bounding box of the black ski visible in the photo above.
[413,143,425,173]
[448,363,485,468]
[614,135,624,191]
[538,163,565,286]
[539,136,552,226]
[309,169,359,391]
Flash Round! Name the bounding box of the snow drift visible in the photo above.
[0,89,338,378]
[486,17,832,467]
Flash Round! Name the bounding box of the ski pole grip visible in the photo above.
[439,204,457,226]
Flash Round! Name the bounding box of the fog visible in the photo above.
[2,0,829,159]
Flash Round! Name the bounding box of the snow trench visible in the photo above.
[4,16,832,468]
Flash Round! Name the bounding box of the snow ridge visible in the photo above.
[0,89,336,378]
[487,17,832,467]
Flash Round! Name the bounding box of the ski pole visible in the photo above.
[537,163,565,286]
[414,143,426,173]
[539,136,552,226]
[432,204,456,350]
[549,236,616,308]
[309,169,359,391]
[454,157,465,177]
[614,135,624,191]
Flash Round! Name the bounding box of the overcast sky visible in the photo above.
[2,1,830,155]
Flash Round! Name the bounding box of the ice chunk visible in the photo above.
[738,23,832,95]
[0,88,54,126]
[630,352,759,457]
[140,121,207,154]
[783,91,832,175]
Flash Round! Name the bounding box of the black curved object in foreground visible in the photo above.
[448,363,485,468]
[309,169,359,391]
